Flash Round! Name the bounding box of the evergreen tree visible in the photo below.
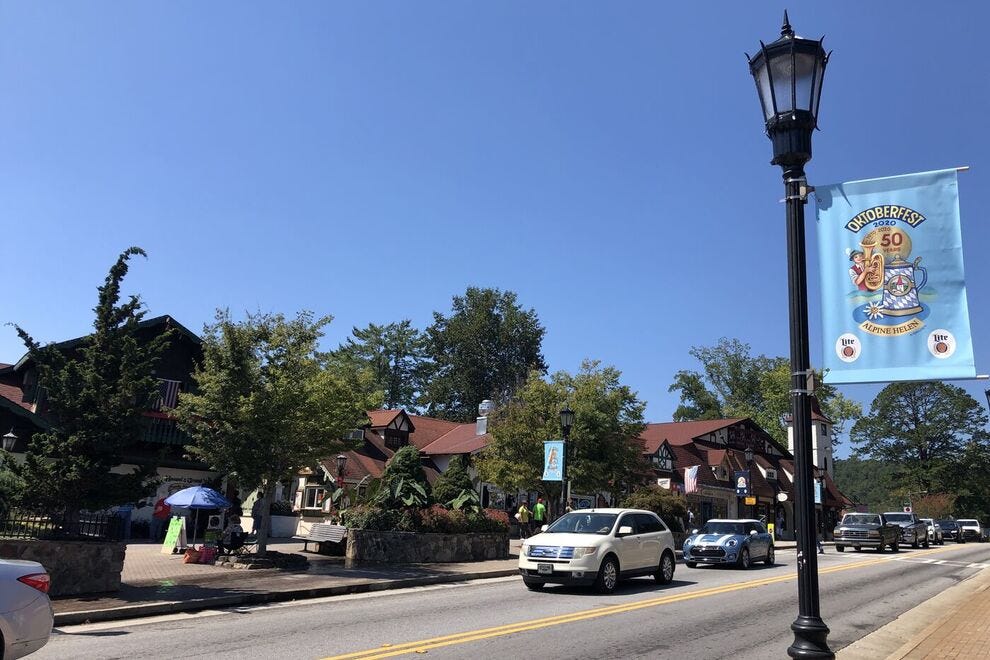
[335,320,426,411]
[14,247,167,517]
[432,454,475,506]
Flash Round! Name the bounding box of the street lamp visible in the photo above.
[748,12,832,659]
[2,429,16,453]
[560,407,575,515]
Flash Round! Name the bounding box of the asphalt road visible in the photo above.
[38,542,990,660]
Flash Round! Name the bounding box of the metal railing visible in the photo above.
[0,508,126,541]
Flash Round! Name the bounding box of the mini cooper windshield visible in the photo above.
[545,513,618,535]
[697,521,746,535]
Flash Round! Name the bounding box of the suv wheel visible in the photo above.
[836,545,844,552]
[685,561,697,569]
[876,542,884,553]
[655,551,675,584]
[891,541,899,552]
[595,556,619,594]
[923,536,930,549]
[738,547,751,570]
[523,578,544,591]
[911,535,919,549]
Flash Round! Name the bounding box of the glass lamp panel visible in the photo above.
[810,55,825,119]
[753,58,774,120]
[769,51,794,113]
[792,51,818,112]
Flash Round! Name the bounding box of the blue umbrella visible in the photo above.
[165,486,230,549]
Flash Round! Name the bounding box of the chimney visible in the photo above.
[476,399,493,435]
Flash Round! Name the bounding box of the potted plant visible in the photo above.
[268,499,300,538]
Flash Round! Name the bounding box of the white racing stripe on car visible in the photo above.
[717,534,734,546]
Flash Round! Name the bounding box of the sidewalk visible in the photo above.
[52,539,520,626]
[839,562,990,659]
[53,538,803,627]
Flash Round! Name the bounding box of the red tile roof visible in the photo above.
[420,424,489,455]
[0,382,30,411]
[640,419,746,453]
[367,409,402,428]
[407,415,461,450]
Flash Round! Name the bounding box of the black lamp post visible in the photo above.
[2,429,16,453]
[747,12,832,659]
[560,407,575,516]
[744,447,755,518]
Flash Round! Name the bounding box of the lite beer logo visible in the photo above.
[842,204,930,339]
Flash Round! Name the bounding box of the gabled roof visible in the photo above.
[367,409,405,429]
[407,415,461,450]
[640,418,746,453]
[0,382,30,412]
[420,424,489,456]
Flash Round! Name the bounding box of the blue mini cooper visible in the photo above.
[683,519,774,569]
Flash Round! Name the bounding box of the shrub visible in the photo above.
[433,455,475,506]
[621,486,688,532]
[269,499,296,517]
[376,446,432,507]
[341,504,509,534]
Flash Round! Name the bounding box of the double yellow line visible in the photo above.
[323,544,970,659]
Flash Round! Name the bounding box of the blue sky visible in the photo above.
[2,3,988,457]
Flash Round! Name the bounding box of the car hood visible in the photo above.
[686,533,743,546]
[524,532,610,548]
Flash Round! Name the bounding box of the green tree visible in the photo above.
[375,444,431,507]
[850,382,988,496]
[174,310,373,554]
[0,463,25,516]
[432,454,475,506]
[669,338,861,446]
[621,486,688,532]
[832,456,900,510]
[335,320,426,410]
[423,287,546,422]
[14,247,167,517]
[476,361,646,512]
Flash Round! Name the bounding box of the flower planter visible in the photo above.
[346,529,509,563]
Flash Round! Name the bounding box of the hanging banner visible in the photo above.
[542,440,564,482]
[734,470,751,496]
[815,169,975,383]
[814,481,822,505]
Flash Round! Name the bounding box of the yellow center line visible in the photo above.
[322,544,976,660]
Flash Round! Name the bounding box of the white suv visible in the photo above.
[518,508,676,594]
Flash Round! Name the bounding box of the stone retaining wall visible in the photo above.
[0,539,126,597]
[346,529,509,563]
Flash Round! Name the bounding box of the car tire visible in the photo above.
[738,547,751,570]
[911,535,919,549]
[923,536,930,549]
[655,551,675,584]
[764,545,775,566]
[685,561,697,569]
[836,545,844,552]
[854,546,861,552]
[523,579,544,591]
[876,542,884,553]
[892,541,900,552]
[594,555,619,594]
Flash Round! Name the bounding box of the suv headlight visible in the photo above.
[522,545,532,557]
[868,530,880,537]
[573,547,597,557]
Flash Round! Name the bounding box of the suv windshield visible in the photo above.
[545,512,618,535]
[958,519,979,526]
[698,522,745,536]
[884,513,913,523]
[842,514,881,525]
[937,520,958,530]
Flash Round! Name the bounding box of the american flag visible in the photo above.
[158,379,181,409]
[683,465,700,495]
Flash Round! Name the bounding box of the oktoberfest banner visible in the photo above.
[542,440,564,482]
[734,470,750,496]
[815,169,976,383]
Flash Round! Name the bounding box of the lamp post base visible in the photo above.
[788,615,834,659]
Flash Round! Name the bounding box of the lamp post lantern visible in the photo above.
[747,12,832,659]
[560,407,575,516]
[2,429,16,453]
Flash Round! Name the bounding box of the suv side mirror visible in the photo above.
[617,525,633,536]
[541,524,548,532]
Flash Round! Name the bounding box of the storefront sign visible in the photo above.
[744,496,757,506]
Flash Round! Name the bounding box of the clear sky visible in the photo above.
[2,3,988,458]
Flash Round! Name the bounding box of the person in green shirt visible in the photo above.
[533,497,547,530]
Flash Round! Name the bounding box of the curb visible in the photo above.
[54,568,520,626]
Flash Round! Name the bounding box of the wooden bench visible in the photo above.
[293,523,347,553]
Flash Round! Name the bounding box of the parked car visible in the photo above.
[518,508,676,594]
[883,511,930,549]
[682,519,774,569]
[919,518,944,545]
[936,520,964,543]
[0,559,53,659]
[957,519,987,542]
[833,512,900,552]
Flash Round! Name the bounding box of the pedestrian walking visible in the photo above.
[687,508,696,529]
[251,492,265,534]
[533,497,547,530]
[517,502,532,539]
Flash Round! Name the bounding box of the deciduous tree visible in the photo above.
[174,310,374,553]
[423,287,545,422]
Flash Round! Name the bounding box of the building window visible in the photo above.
[303,486,326,509]
[384,428,408,450]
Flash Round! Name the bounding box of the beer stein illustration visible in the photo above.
[880,256,927,316]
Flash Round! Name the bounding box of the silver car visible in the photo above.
[0,559,53,659]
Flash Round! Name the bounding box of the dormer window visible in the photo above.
[384,428,409,450]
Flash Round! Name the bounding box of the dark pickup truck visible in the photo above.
[883,511,930,549]
[833,513,901,552]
